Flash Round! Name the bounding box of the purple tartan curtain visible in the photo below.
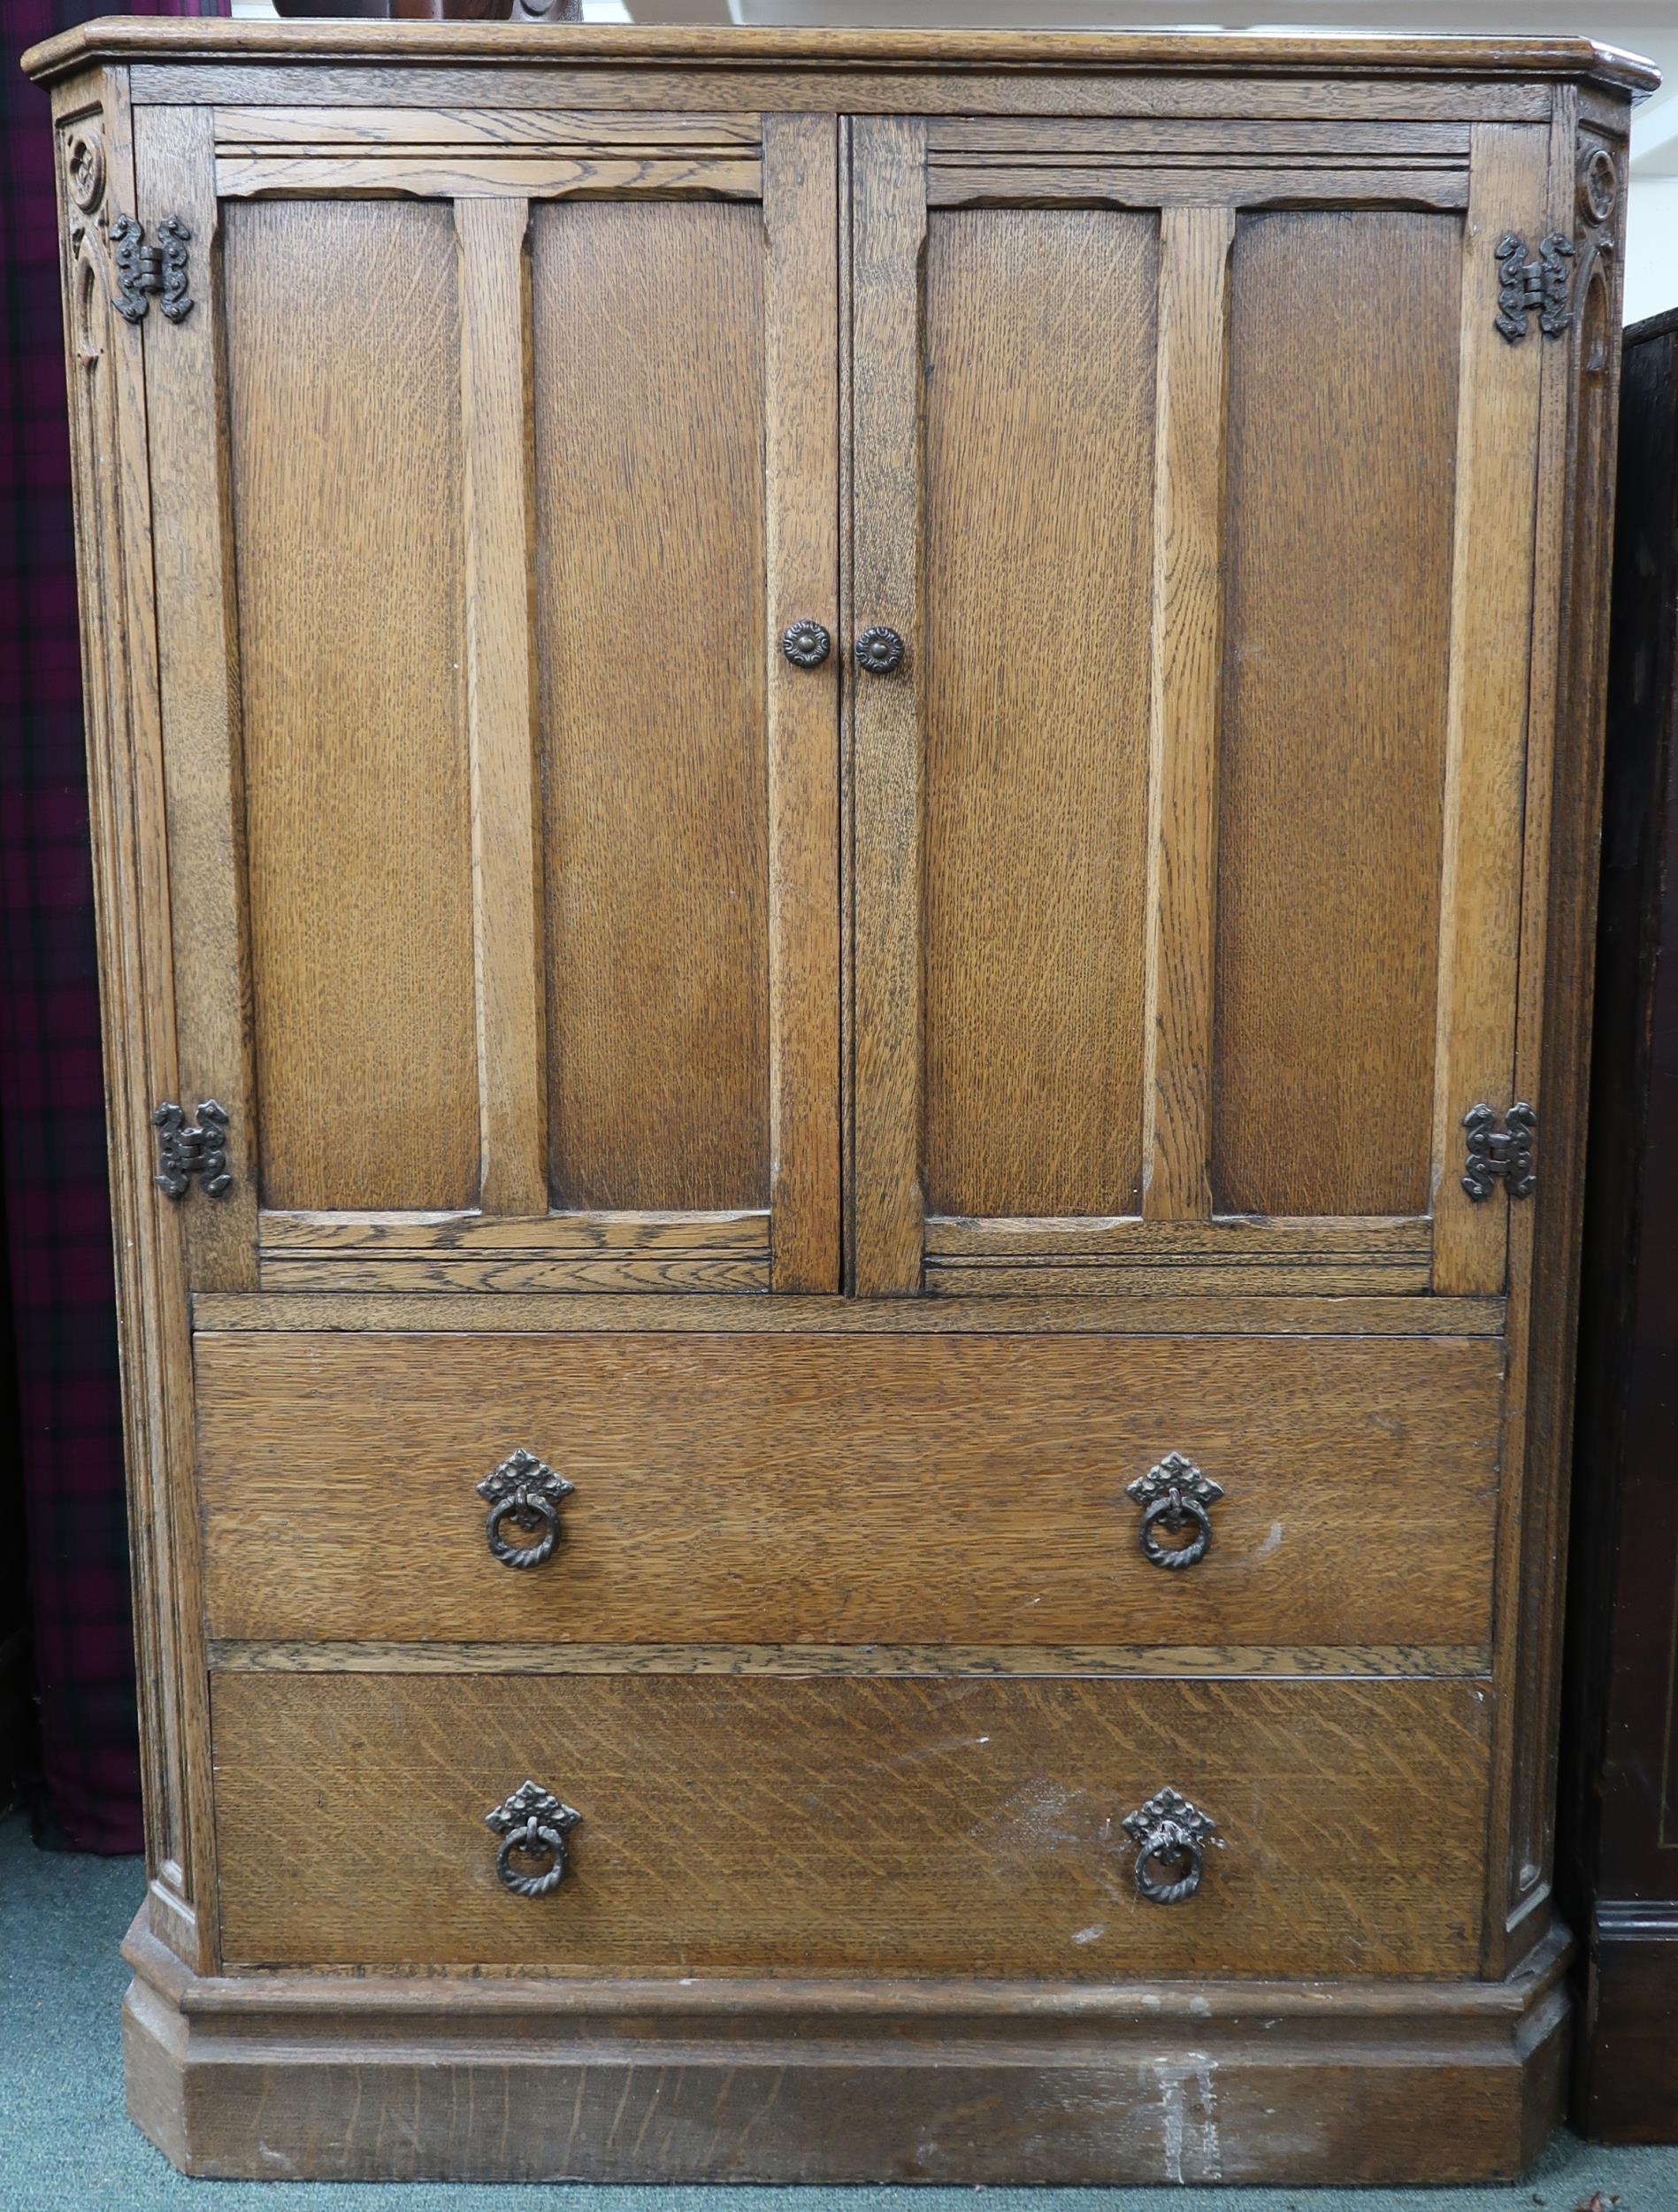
[2,0,225,1854]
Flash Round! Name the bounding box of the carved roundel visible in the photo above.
[1579,144,1618,227]
[64,126,105,216]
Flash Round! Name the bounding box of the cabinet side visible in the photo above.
[47,63,217,1971]
[1490,79,1635,1971]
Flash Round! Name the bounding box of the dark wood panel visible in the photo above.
[211,1671,1491,1974]
[532,200,769,1212]
[225,200,477,1211]
[1212,210,1459,1217]
[1560,305,1678,2137]
[195,1330,1500,1648]
[923,209,1157,1219]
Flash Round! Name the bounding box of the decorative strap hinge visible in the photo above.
[1494,232,1575,343]
[1461,1102,1537,1203]
[110,215,194,326]
[153,1101,232,1201]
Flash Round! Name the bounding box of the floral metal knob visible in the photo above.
[854,625,905,674]
[476,1448,574,1570]
[781,618,831,668]
[1122,1786,1218,1905]
[485,1781,580,1897]
[1125,1452,1223,1570]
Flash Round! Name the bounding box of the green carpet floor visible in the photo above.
[3,1814,1675,2211]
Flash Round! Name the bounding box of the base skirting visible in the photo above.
[1574,1904,1678,2141]
[122,1906,1573,2185]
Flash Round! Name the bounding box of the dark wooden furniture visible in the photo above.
[22,17,1655,2185]
[1560,303,1678,2143]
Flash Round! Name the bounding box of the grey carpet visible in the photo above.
[2,1814,1673,2210]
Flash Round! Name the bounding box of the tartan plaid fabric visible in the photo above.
[2,0,225,1854]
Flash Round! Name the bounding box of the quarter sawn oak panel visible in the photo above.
[211,1671,1491,1975]
[533,200,770,1214]
[1212,210,1459,1219]
[923,209,1158,1219]
[195,1330,1501,1648]
[225,199,478,1212]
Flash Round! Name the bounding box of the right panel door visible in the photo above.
[849,115,1553,1302]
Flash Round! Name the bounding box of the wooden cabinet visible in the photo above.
[24,15,1652,2185]
[1559,305,1678,2141]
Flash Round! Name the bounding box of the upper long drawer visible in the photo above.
[196,1330,1501,1655]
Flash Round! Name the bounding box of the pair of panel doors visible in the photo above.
[141,103,1553,1304]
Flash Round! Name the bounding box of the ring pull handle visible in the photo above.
[486,1782,581,1897]
[781,618,831,669]
[854,625,905,675]
[1125,1452,1224,1571]
[1122,1787,1218,1905]
[476,1448,574,1570]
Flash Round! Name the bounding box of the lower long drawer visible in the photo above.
[211,1671,1491,1978]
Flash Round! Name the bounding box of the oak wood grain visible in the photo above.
[209,1640,1492,1678]
[532,198,768,1214]
[924,165,1468,211]
[257,1209,769,1252]
[193,1291,1508,1336]
[923,206,1156,1222]
[1142,205,1233,1222]
[1430,127,1550,1295]
[225,198,478,1212]
[26,19,1656,94]
[213,104,760,150]
[457,196,546,1221]
[211,1671,1492,1976]
[217,153,762,199]
[256,1255,766,1294]
[923,119,1476,157]
[849,117,926,1294]
[135,102,256,1290]
[195,1329,1500,1648]
[59,76,218,1968]
[125,60,1569,125]
[1492,111,1629,1964]
[118,1901,1572,2185]
[1212,208,1459,1218]
[763,112,840,1293]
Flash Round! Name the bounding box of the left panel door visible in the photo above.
[135,104,840,1295]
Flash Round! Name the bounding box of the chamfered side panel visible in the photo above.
[1212,210,1460,1217]
[923,209,1158,1220]
[223,199,477,1213]
[532,200,770,1214]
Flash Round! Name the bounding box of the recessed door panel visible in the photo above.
[225,199,477,1215]
[923,208,1158,1221]
[1212,210,1460,1219]
[532,200,769,1216]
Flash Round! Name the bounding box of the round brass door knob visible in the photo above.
[854,626,905,674]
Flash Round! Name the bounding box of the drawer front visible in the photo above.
[196,1332,1502,1651]
[211,1671,1490,1975]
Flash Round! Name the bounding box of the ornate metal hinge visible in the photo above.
[152,1101,231,1200]
[110,215,194,326]
[1461,1102,1537,1203]
[1494,232,1575,343]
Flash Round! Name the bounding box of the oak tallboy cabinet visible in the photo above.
[22,17,1656,2185]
